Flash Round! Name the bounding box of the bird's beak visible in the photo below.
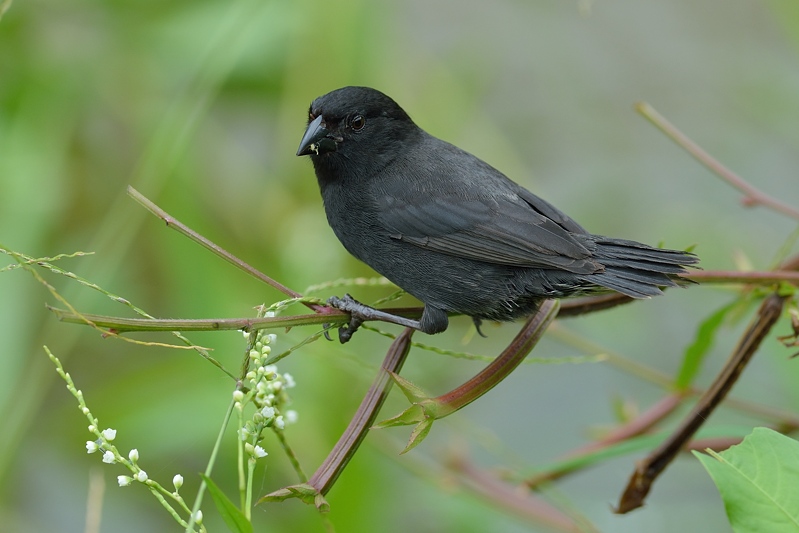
[296,115,339,156]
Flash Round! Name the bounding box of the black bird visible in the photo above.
[297,86,697,342]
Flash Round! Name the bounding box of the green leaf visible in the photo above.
[259,483,321,505]
[400,419,434,455]
[373,403,426,428]
[314,492,331,513]
[694,427,799,533]
[674,301,736,390]
[200,474,253,533]
[259,483,330,511]
[388,371,430,403]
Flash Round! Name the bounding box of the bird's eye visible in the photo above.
[350,115,366,131]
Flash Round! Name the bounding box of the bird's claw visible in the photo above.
[322,323,334,341]
[472,317,488,338]
[327,294,367,343]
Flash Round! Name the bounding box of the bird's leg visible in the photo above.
[327,294,447,343]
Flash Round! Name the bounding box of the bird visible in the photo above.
[296,86,698,343]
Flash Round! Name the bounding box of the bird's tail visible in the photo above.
[587,237,699,299]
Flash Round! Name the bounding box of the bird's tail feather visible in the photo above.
[587,237,698,299]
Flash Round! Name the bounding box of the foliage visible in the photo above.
[696,428,799,533]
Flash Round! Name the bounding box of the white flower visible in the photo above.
[81,407,90,415]
[238,428,250,441]
[261,406,275,419]
[285,410,298,424]
[283,373,296,388]
[173,474,184,491]
[86,441,99,454]
[135,470,148,483]
[193,510,203,524]
[265,311,276,318]
[118,475,133,487]
[102,451,116,464]
[275,415,285,430]
[233,390,244,401]
[101,428,117,441]
[242,330,251,339]
[128,449,139,462]
[88,425,96,433]
[253,445,268,458]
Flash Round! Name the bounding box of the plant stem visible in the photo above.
[616,292,787,513]
[308,328,414,495]
[636,102,799,220]
[127,186,329,312]
[431,300,559,414]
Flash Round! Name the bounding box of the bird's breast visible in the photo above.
[320,182,388,259]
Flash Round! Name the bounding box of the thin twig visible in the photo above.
[636,102,799,220]
[127,186,329,313]
[47,266,798,335]
[685,270,799,284]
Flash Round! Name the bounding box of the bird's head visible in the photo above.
[296,87,418,177]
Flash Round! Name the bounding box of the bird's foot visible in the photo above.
[327,294,370,343]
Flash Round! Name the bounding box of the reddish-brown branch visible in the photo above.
[308,328,414,495]
[616,292,787,513]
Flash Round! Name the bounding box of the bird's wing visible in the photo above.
[379,191,600,274]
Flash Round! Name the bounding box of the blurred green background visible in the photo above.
[2,0,799,531]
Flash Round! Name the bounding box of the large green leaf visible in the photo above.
[695,427,799,533]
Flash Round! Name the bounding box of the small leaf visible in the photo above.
[778,281,796,297]
[258,483,320,506]
[694,427,799,533]
[374,404,425,428]
[675,301,736,390]
[400,419,434,454]
[200,474,253,533]
[388,371,430,403]
[258,487,293,502]
[314,493,330,513]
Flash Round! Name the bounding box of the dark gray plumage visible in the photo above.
[297,86,698,341]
